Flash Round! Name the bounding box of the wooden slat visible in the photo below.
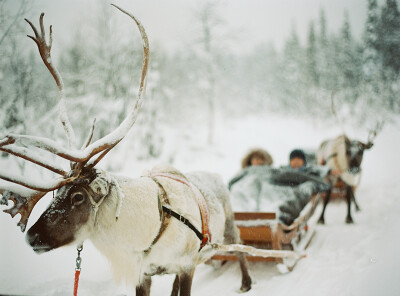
[238,225,273,243]
[234,212,276,220]
[211,254,277,262]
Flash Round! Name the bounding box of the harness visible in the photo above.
[321,152,338,165]
[146,172,212,252]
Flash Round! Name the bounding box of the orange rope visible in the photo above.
[73,269,81,296]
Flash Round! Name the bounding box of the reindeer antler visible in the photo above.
[0,5,149,231]
[367,121,385,145]
[25,13,77,150]
[1,190,46,232]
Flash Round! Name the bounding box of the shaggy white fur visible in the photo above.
[82,165,228,288]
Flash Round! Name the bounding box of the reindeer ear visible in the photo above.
[89,174,110,198]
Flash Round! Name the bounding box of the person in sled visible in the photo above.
[228,148,332,225]
[280,149,341,184]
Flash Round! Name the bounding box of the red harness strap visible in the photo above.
[151,173,212,249]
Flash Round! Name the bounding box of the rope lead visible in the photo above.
[73,244,83,296]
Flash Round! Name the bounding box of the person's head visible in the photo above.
[242,148,273,168]
[289,149,306,169]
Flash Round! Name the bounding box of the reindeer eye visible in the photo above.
[71,192,85,205]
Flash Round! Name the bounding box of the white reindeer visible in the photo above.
[0,5,251,295]
[316,125,382,224]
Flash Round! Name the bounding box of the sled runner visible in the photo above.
[212,193,321,269]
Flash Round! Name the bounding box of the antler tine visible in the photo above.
[0,171,75,232]
[25,14,77,150]
[111,4,150,93]
[1,190,47,232]
[75,4,150,165]
[367,120,385,143]
[81,118,97,149]
[0,145,68,176]
[87,142,119,169]
[0,133,113,163]
[0,170,75,192]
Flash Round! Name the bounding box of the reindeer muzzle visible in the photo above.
[26,231,53,254]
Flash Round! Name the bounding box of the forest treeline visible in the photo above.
[1,0,399,157]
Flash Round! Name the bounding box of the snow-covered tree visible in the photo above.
[306,21,319,86]
[363,0,381,78]
[379,0,400,76]
[59,29,91,97]
[337,10,363,91]
[195,1,222,145]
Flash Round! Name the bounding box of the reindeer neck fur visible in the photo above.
[87,174,163,285]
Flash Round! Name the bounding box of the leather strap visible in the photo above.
[149,172,211,251]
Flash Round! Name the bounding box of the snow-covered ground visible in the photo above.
[1,114,399,295]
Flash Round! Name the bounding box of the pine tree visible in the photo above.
[317,8,334,91]
[59,30,91,96]
[319,8,328,46]
[380,0,400,76]
[280,25,306,111]
[363,0,381,78]
[306,21,319,86]
[338,10,362,89]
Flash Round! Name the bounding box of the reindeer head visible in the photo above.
[0,4,149,252]
[26,168,113,253]
[344,122,383,173]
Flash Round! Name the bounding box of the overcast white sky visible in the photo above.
[9,0,370,54]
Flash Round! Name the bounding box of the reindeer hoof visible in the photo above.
[345,217,354,224]
[240,284,251,293]
[317,217,325,225]
[240,277,252,293]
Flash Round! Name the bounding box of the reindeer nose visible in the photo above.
[26,231,40,247]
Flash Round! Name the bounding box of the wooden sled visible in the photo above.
[212,193,322,270]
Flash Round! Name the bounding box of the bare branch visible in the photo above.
[0,0,28,47]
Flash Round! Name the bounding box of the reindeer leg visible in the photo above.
[317,190,331,224]
[351,187,361,211]
[238,253,252,292]
[170,275,180,296]
[345,187,354,224]
[178,269,195,296]
[136,276,152,296]
[224,210,252,291]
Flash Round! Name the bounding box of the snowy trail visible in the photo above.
[1,116,399,295]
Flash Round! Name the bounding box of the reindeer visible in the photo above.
[316,123,383,224]
[0,6,252,295]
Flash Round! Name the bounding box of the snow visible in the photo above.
[1,114,400,295]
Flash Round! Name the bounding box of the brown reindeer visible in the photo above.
[0,6,251,295]
[316,123,383,224]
